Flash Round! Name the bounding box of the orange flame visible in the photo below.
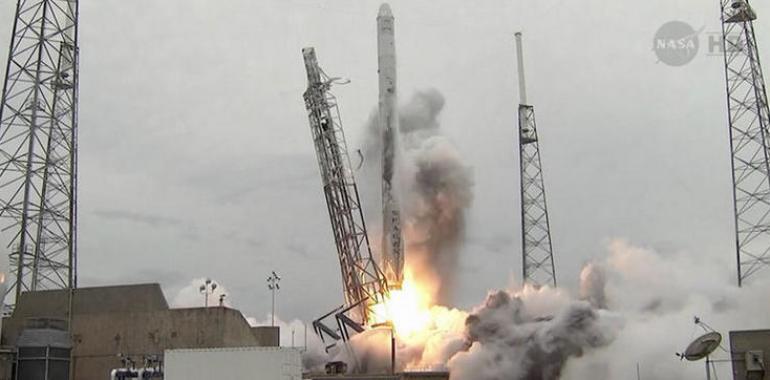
[371,267,435,340]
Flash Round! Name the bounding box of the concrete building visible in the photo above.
[730,330,769,380]
[0,283,278,380]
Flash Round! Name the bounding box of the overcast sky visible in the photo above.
[0,0,768,322]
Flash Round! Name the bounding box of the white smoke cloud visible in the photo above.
[330,305,468,373]
[326,284,619,379]
[450,293,618,380]
[563,239,770,380]
[579,262,607,309]
[313,239,770,380]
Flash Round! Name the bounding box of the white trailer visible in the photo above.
[164,347,301,380]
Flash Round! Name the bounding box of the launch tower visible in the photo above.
[301,48,388,341]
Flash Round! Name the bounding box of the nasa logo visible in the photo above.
[653,21,700,66]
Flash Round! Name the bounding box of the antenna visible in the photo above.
[515,32,528,105]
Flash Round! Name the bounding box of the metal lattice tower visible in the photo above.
[0,0,79,305]
[719,0,770,286]
[515,33,556,288]
[302,47,388,324]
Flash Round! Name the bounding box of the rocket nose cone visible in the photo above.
[378,3,393,18]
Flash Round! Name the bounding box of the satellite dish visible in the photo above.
[683,332,722,361]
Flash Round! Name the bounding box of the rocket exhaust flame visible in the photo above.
[371,267,435,339]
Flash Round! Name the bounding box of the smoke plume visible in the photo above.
[314,239,770,380]
[579,263,607,309]
[327,279,619,379]
[563,239,770,380]
[451,291,617,380]
[361,88,473,304]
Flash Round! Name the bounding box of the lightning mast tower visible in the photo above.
[302,47,388,326]
[0,0,79,305]
[515,32,556,288]
[719,0,770,286]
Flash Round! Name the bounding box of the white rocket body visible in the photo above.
[377,3,404,288]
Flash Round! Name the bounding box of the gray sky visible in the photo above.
[0,0,768,322]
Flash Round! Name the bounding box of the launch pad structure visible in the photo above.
[301,47,389,348]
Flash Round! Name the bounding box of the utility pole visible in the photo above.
[515,32,557,288]
[719,0,770,286]
[0,0,79,307]
[267,271,280,326]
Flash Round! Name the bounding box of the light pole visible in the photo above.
[267,271,280,326]
[199,278,217,308]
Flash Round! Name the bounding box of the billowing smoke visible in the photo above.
[579,263,607,309]
[563,239,770,380]
[327,277,619,379]
[361,88,473,304]
[312,239,770,379]
[450,291,617,380]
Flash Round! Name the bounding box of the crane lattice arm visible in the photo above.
[302,47,388,324]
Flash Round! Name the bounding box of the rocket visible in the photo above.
[377,3,404,289]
